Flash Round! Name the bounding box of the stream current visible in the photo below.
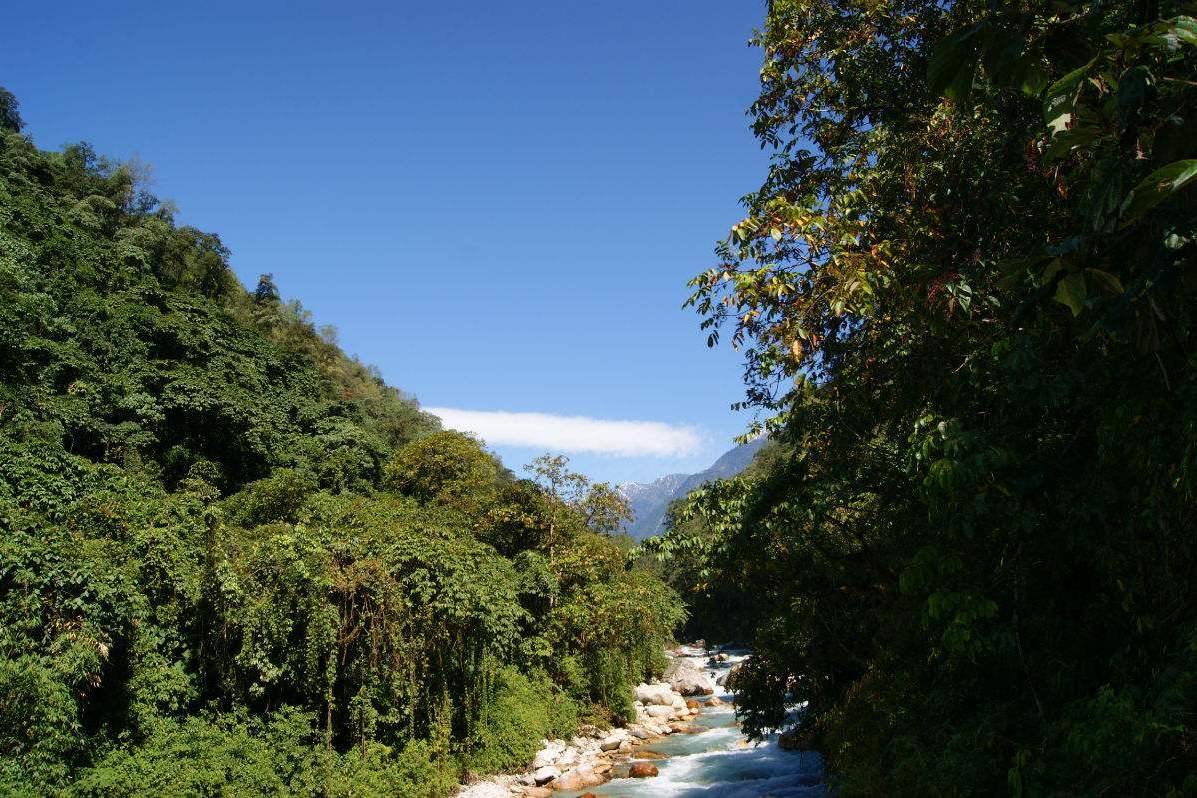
[561,646,826,797]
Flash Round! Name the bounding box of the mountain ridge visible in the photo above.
[619,438,765,540]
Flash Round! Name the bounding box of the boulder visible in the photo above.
[551,766,605,792]
[530,766,558,785]
[663,657,715,696]
[599,735,623,752]
[717,661,745,689]
[457,783,509,798]
[531,742,563,769]
[555,747,579,768]
[645,705,675,718]
[685,699,701,709]
[629,762,659,778]
[634,683,676,706]
[521,789,552,798]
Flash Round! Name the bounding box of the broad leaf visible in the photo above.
[1054,271,1086,315]
[1120,160,1197,225]
[1042,58,1096,134]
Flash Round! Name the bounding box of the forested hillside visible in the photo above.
[647,1,1197,795]
[0,89,682,796]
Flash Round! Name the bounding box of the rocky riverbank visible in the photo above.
[456,645,722,797]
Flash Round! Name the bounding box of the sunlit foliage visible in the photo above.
[0,103,681,795]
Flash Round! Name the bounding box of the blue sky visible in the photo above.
[6,0,770,484]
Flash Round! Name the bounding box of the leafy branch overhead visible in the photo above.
[659,0,1197,794]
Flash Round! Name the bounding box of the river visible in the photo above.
[559,646,826,797]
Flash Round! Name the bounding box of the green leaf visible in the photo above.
[1040,257,1064,285]
[1084,268,1124,295]
[1054,271,1086,316]
[1042,58,1096,134]
[928,23,986,103]
[1120,160,1197,226]
[1174,16,1197,47]
[1043,125,1100,161]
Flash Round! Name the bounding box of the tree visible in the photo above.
[525,454,586,567]
[578,481,633,536]
[253,272,280,304]
[668,0,1197,794]
[0,87,22,132]
[384,430,500,514]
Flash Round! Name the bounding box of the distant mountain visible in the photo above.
[619,438,766,540]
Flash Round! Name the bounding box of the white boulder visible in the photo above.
[663,657,716,696]
[634,682,676,706]
[456,782,510,798]
[530,766,559,786]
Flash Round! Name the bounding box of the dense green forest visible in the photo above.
[0,89,682,795]
[646,0,1197,795]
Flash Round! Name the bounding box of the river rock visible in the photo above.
[551,766,605,791]
[644,704,675,718]
[663,657,715,696]
[629,762,659,778]
[634,682,676,706]
[531,742,562,769]
[599,734,623,751]
[571,735,600,751]
[457,782,509,798]
[520,789,552,798]
[530,765,558,785]
[717,661,745,689]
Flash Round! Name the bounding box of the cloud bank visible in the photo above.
[426,407,703,457]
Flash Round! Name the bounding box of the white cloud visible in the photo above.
[426,407,703,457]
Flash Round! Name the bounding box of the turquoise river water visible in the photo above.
[561,647,826,798]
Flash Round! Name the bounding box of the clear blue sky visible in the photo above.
[6,0,770,484]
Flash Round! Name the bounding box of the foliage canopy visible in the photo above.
[648,1,1197,795]
[0,102,682,795]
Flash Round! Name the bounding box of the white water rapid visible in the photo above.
[559,646,825,797]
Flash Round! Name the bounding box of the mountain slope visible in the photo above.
[620,437,765,540]
[0,92,683,795]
